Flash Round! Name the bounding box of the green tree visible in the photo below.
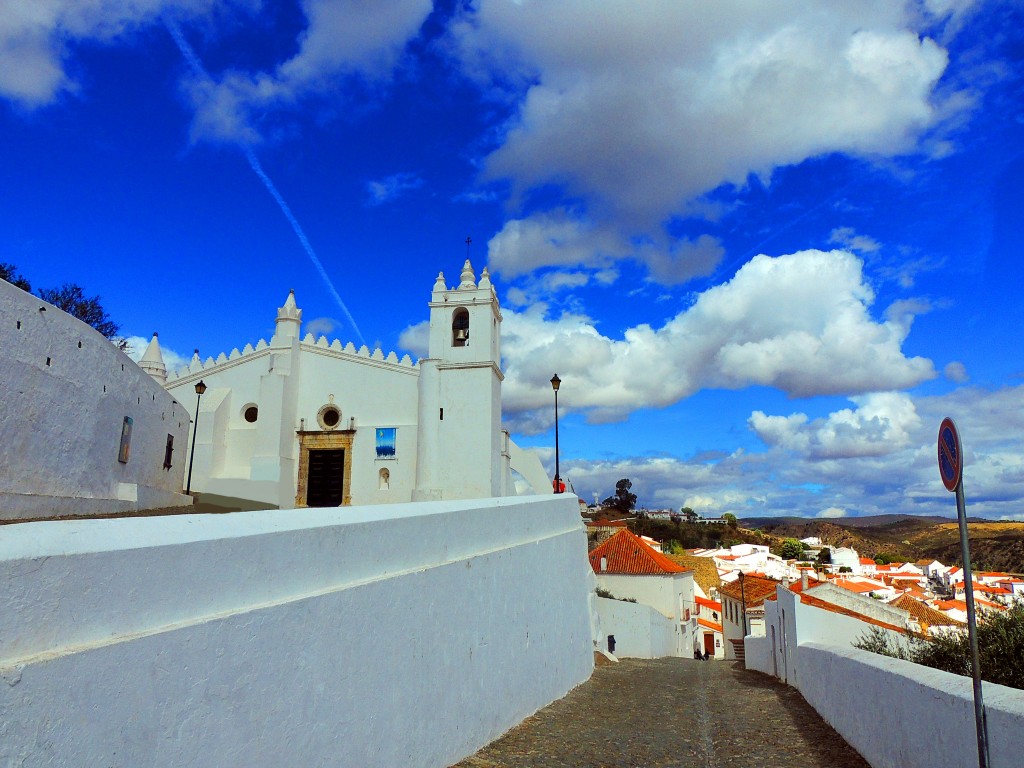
[723,512,738,527]
[602,478,637,513]
[779,538,804,560]
[3,264,125,349]
[37,283,126,350]
[680,507,698,523]
[0,262,31,292]
[664,540,685,555]
[855,603,1024,690]
[816,548,832,565]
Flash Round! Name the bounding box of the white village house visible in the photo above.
[142,261,549,511]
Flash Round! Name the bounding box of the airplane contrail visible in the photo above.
[163,17,366,346]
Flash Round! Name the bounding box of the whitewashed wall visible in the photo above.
[0,281,191,519]
[595,597,679,658]
[594,572,693,622]
[745,585,1024,768]
[798,643,1024,768]
[166,337,422,508]
[0,494,592,768]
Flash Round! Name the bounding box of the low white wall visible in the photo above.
[745,635,772,674]
[0,495,593,767]
[797,643,1024,768]
[595,597,677,658]
[0,280,191,518]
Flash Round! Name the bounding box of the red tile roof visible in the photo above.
[797,593,911,634]
[718,575,779,606]
[971,583,1012,595]
[696,596,722,611]
[935,598,1006,612]
[890,594,964,627]
[784,576,825,595]
[698,618,723,633]
[589,529,688,576]
[834,580,878,594]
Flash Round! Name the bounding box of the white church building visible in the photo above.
[139,261,550,511]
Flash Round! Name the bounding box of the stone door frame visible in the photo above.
[295,430,354,507]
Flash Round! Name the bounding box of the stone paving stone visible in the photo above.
[451,658,870,768]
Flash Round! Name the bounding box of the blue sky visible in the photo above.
[3,0,1023,518]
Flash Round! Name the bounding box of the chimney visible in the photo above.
[801,570,809,591]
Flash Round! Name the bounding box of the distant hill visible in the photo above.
[742,514,957,529]
[741,515,1024,574]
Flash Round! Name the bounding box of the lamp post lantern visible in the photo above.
[550,374,562,494]
[185,380,207,495]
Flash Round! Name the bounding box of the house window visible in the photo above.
[163,434,174,469]
[378,467,390,490]
[243,405,259,423]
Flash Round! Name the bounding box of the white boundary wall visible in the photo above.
[797,643,1024,768]
[0,495,593,767]
[744,585,1024,768]
[595,597,678,658]
[1,280,191,518]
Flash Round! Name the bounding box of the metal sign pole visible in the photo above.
[938,417,988,768]
[956,479,989,768]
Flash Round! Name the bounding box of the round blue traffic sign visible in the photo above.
[937,417,962,493]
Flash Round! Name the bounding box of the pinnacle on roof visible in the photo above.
[478,266,492,290]
[138,332,167,383]
[433,272,447,292]
[140,332,164,365]
[276,289,302,323]
[458,259,476,289]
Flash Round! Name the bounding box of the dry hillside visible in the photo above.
[748,516,1024,573]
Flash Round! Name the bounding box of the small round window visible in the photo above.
[243,406,259,423]
[317,404,342,430]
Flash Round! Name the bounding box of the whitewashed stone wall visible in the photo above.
[745,585,1024,768]
[798,643,1024,768]
[595,597,679,658]
[0,494,593,767]
[0,281,191,519]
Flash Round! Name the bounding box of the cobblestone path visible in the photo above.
[451,658,870,768]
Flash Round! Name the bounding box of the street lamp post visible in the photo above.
[739,570,748,637]
[185,380,207,495]
[550,374,561,494]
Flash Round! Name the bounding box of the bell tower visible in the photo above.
[413,260,504,501]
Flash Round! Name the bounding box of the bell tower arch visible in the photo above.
[414,260,504,500]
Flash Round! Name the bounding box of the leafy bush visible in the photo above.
[854,604,1024,690]
[594,587,637,603]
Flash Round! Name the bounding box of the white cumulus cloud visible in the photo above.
[400,248,936,431]
[818,507,848,518]
[366,172,424,206]
[182,0,432,145]
[447,1,975,284]
[750,392,923,459]
[0,0,248,107]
